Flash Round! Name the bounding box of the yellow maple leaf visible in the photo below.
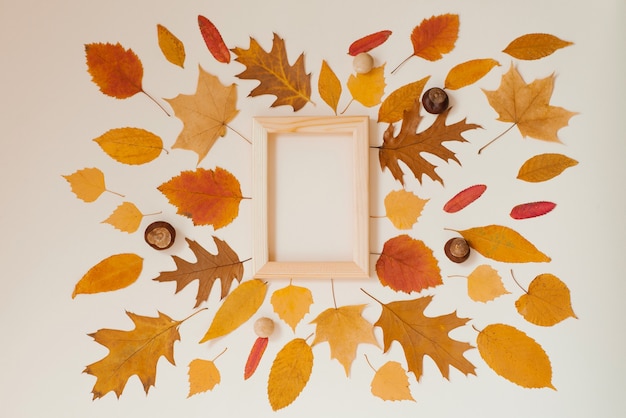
[267,338,313,411]
[187,358,221,397]
[93,127,164,165]
[347,64,386,108]
[101,202,144,233]
[370,361,415,402]
[515,273,577,326]
[384,189,428,230]
[63,167,121,202]
[72,253,143,298]
[466,264,510,303]
[270,283,314,332]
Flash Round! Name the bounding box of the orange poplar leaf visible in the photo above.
[384,189,428,230]
[267,338,313,411]
[244,337,268,380]
[85,42,143,99]
[93,127,163,165]
[445,59,500,90]
[157,24,186,68]
[72,253,143,298]
[63,167,118,203]
[503,33,573,60]
[348,30,392,55]
[198,15,230,63]
[347,64,386,108]
[517,153,578,183]
[188,358,221,396]
[515,273,577,326]
[370,361,415,402]
[443,184,487,213]
[318,60,342,115]
[271,283,314,332]
[377,77,430,123]
[101,202,144,233]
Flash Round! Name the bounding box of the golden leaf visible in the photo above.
[101,202,143,233]
[371,361,415,402]
[477,323,555,390]
[517,153,579,183]
[318,60,342,115]
[384,189,428,230]
[187,359,220,396]
[271,283,314,332]
[199,279,267,343]
[72,253,143,298]
[157,24,186,68]
[444,59,500,90]
[503,33,573,60]
[267,338,313,411]
[466,265,509,303]
[347,64,386,107]
[94,127,163,165]
[63,167,107,202]
[377,77,429,123]
[516,273,577,326]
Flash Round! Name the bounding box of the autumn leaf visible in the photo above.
[271,283,314,332]
[443,184,487,213]
[244,337,268,380]
[166,66,239,164]
[376,235,441,293]
[157,24,185,68]
[377,77,430,124]
[517,153,578,183]
[366,292,475,381]
[318,60,342,115]
[101,202,146,233]
[503,33,573,60]
[267,338,313,411]
[232,33,311,111]
[346,64,386,110]
[384,189,428,230]
[310,304,378,376]
[198,15,230,63]
[370,360,415,402]
[514,272,577,326]
[199,279,267,343]
[72,253,143,298]
[154,237,244,308]
[453,264,509,303]
[157,167,244,229]
[63,167,122,202]
[94,127,163,165]
[510,201,556,220]
[379,100,480,185]
[85,43,143,99]
[188,356,223,397]
[348,30,392,55]
[477,323,555,389]
[445,59,500,90]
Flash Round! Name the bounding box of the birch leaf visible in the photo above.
[377,77,430,123]
[503,33,573,60]
[94,127,163,165]
[72,253,143,298]
[516,273,577,326]
[101,202,144,233]
[157,24,186,68]
[445,59,500,90]
[318,60,342,115]
[371,361,415,402]
[268,338,313,411]
[188,359,221,396]
[63,167,108,203]
[347,64,386,107]
[384,189,428,230]
[517,153,578,183]
[271,283,314,332]
[466,265,509,303]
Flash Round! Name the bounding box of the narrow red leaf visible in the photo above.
[443,184,487,213]
[244,336,268,380]
[348,30,392,56]
[510,201,556,219]
[198,15,230,63]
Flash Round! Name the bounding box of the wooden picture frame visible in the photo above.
[252,116,369,279]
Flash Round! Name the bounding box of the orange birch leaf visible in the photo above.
[72,253,143,298]
[188,358,221,396]
[157,24,186,68]
[510,201,556,220]
[244,337,268,380]
[271,283,314,332]
[503,33,573,60]
[85,42,143,99]
[443,184,487,213]
[377,77,430,123]
[267,338,313,411]
[517,153,579,183]
[94,127,163,165]
[347,64,386,108]
[384,189,428,230]
[348,30,392,55]
[515,273,577,326]
[370,361,415,402]
[318,60,342,115]
[157,167,243,229]
[466,264,509,303]
[444,59,500,90]
[198,15,230,64]
[453,224,551,263]
[63,167,116,202]
[477,323,556,390]
[101,202,144,233]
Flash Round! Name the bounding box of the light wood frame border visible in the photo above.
[252,116,369,279]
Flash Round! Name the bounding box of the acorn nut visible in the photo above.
[422,87,449,114]
[353,52,374,74]
[144,221,176,250]
[444,237,470,263]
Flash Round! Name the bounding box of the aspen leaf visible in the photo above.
[72,253,143,298]
[477,323,555,390]
[271,283,314,332]
[94,127,163,165]
[371,361,415,402]
[515,273,577,326]
[466,265,509,303]
[63,167,109,203]
[377,77,430,123]
[101,202,144,233]
[347,64,386,108]
[318,60,342,115]
[85,42,143,99]
[267,338,313,411]
[445,59,500,90]
[443,184,487,213]
[454,225,551,263]
[157,24,185,68]
[503,33,573,60]
[188,359,221,396]
[517,153,578,183]
[384,189,428,230]
[310,305,378,376]
[199,279,267,343]
[198,15,230,64]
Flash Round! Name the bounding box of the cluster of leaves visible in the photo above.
[64,12,578,411]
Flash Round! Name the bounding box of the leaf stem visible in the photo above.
[227,124,252,144]
[369,215,386,219]
[510,269,528,294]
[339,98,354,115]
[180,307,209,324]
[142,89,171,117]
[477,123,517,154]
[390,55,412,75]
[331,279,338,309]
[212,347,228,362]
[105,189,125,198]
[364,354,377,373]
[361,288,383,306]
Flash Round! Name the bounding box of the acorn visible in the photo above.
[444,237,470,263]
[144,221,176,250]
[422,87,449,114]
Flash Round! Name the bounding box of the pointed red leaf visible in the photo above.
[443,184,487,213]
[348,30,392,56]
[510,201,556,219]
[244,337,268,380]
[198,15,230,63]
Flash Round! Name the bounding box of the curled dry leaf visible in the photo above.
[157,24,185,68]
[101,202,144,233]
[371,361,415,402]
[318,60,342,115]
[384,189,428,230]
[515,273,577,326]
[517,153,579,183]
[72,253,143,298]
[85,42,143,99]
[188,358,221,396]
[63,167,109,203]
[444,59,500,90]
[268,338,313,411]
[348,30,392,55]
[270,283,314,332]
[466,265,510,303]
[347,64,386,108]
[198,15,230,63]
[377,77,430,123]
[443,184,487,213]
[503,33,573,60]
[510,201,557,219]
[94,127,163,165]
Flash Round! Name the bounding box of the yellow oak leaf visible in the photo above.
[310,304,378,376]
[517,153,579,183]
[477,323,555,390]
[93,127,163,165]
[503,33,573,60]
[157,24,185,68]
[318,60,342,115]
[166,66,239,164]
[378,77,429,123]
[347,64,386,107]
[466,265,510,303]
[72,253,143,298]
[267,338,313,411]
[515,273,577,326]
[444,58,500,90]
[188,358,221,396]
[371,361,415,402]
[270,283,314,332]
[101,202,144,233]
[384,189,428,230]
[63,167,116,203]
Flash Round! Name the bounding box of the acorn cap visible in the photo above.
[144,221,176,250]
[444,237,470,263]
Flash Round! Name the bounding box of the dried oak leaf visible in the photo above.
[232,33,311,111]
[153,237,244,308]
[379,100,480,185]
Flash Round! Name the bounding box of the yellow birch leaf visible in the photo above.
[63,167,107,202]
[72,253,143,298]
[503,33,573,60]
[94,127,163,165]
[454,224,551,263]
[347,64,386,107]
[101,202,143,233]
[516,273,577,326]
[377,76,429,123]
[444,58,500,90]
[271,283,314,332]
[199,279,267,343]
[384,189,428,230]
[371,361,415,402]
[187,359,220,396]
[477,323,555,390]
[467,265,510,303]
[267,338,313,411]
[517,153,579,183]
[318,60,342,115]
[157,24,186,68]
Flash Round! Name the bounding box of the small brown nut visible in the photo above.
[422,87,449,114]
[253,317,275,338]
[444,237,470,263]
[353,52,374,74]
[144,221,176,250]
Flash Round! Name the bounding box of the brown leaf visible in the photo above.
[318,60,342,115]
[517,153,578,183]
[268,338,313,411]
[445,59,500,90]
[443,184,487,213]
[503,33,573,60]
[377,77,430,123]
[157,24,185,68]
[198,15,230,63]
[515,273,577,326]
[85,42,143,99]
[348,30,392,55]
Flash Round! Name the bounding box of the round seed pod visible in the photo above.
[353,52,374,74]
[444,237,470,263]
[422,87,449,114]
[144,221,176,250]
[253,317,275,338]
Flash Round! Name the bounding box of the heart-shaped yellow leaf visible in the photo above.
[466,265,510,303]
[384,189,428,230]
[271,283,313,332]
[516,273,577,326]
[188,358,220,396]
[371,361,415,402]
[347,64,386,107]
[63,167,107,203]
[101,202,143,233]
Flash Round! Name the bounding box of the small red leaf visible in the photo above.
[348,30,392,56]
[198,15,230,63]
[244,336,268,380]
[443,184,487,213]
[510,201,556,219]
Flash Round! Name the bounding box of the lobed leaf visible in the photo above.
[347,64,386,107]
